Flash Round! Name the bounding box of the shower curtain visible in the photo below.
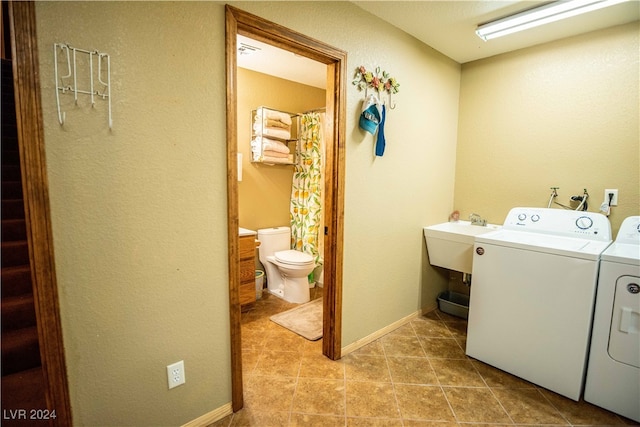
[290,112,324,266]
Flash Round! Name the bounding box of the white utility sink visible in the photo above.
[423,220,501,274]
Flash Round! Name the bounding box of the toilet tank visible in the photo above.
[256,227,291,262]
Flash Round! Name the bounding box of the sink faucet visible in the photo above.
[469,213,487,226]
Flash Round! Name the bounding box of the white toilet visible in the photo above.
[257,226,315,303]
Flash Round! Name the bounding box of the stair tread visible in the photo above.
[1,367,47,417]
[1,326,41,376]
[2,293,35,307]
[1,240,29,268]
[2,218,27,228]
[2,218,26,223]
[2,325,39,344]
[1,219,27,242]
[1,199,25,220]
[1,240,28,247]
[1,294,37,331]
[1,264,31,274]
[0,265,33,298]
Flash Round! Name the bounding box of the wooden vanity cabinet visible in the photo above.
[239,235,257,310]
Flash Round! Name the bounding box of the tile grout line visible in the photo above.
[341,351,347,427]
[419,319,457,426]
[470,353,516,425]
[380,331,405,426]
[532,386,574,427]
[286,352,300,426]
[443,311,517,426]
[427,311,460,422]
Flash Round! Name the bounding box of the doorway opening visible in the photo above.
[225,5,346,411]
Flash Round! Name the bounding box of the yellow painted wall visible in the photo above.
[36,2,230,425]
[237,68,326,232]
[455,23,639,235]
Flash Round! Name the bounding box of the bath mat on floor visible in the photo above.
[270,298,323,341]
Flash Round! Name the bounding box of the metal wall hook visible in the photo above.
[388,92,396,110]
[54,42,112,129]
[58,44,72,80]
[54,44,70,125]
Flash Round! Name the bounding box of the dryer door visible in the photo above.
[609,275,640,368]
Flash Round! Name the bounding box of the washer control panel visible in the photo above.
[503,207,612,241]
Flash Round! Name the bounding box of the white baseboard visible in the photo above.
[341,304,437,357]
[182,402,233,427]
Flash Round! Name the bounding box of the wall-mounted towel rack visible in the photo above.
[54,42,112,129]
[250,107,298,165]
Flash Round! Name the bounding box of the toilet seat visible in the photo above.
[275,250,314,266]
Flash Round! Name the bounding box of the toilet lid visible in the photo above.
[275,250,314,265]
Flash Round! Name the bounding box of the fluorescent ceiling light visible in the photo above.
[476,0,629,41]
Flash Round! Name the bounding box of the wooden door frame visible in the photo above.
[225,5,346,411]
[8,1,72,425]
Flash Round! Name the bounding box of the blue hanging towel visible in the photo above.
[375,104,386,156]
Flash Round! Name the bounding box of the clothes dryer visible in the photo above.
[584,216,640,422]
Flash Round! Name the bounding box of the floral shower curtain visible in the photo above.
[290,112,324,265]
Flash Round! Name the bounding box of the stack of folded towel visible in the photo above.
[251,107,294,164]
[251,137,293,163]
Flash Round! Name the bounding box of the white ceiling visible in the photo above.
[354,0,639,64]
[237,1,639,88]
[237,35,327,89]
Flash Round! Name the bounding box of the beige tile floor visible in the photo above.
[211,288,636,427]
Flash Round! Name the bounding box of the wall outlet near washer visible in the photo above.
[604,189,618,206]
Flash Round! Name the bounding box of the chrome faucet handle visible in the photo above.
[469,213,486,226]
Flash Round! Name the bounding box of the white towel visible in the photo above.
[253,123,291,140]
[262,149,289,159]
[261,154,293,164]
[260,118,290,130]
[251,137,290,155]
[256,107,292,126]
[262,138,290,154]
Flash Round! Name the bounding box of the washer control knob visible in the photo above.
[576,216,593,230]
[531,214,540,222]
[518,213,527,221]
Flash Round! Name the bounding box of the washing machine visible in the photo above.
[584,216,640,422]
[466,207,612,401]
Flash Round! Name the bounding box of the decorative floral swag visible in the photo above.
[352,66,400,94]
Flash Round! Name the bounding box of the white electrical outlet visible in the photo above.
[604,189,619,206]
[167,360,185,389]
